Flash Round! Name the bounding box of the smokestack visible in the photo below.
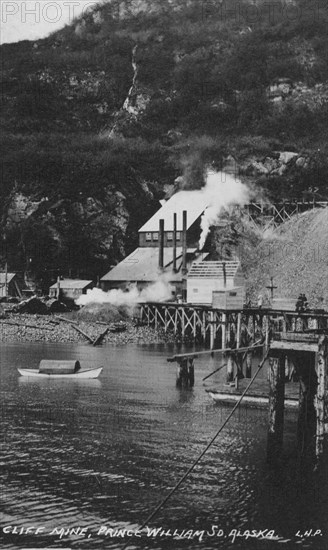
[222,262,227,288]
[173,213,177,273]
[182,210,187,275]
[159,218,164,270]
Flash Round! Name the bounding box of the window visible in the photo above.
[176,231,181,240]
[146,233,152,241]
[193,288,199,293]
[152,232,159,241]
[167,232,173,241]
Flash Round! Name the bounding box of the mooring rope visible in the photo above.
[122,350,270,550]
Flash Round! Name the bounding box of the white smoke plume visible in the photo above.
[76,278,173,307]
[198,170,250,250]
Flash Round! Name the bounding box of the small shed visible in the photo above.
[0,272,22,299]
[187,261,245,305]
[212,287,245,310]
[49,279,93,300]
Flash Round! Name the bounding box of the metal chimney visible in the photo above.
[182,210,187,275]
[222,261,227,288]
[173,213,177,273]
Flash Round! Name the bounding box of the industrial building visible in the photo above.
[101,189,210,299]
[101,189,246,306]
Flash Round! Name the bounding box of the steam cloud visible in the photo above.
[199,170,250,249]
[76,278,173,307]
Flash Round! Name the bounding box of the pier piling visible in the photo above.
[267,353,285,463]
[315,336,328,459]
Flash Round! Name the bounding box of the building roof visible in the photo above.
[101,247,201,282]
[49,279,93,290]
[0,272,16,284]
[138,190,209,233]
[187,261,240,279]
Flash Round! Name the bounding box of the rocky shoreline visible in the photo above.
[0,313,176,346]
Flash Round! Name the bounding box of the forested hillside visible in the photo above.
[1,0,328,287]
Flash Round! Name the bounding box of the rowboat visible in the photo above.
[18,367,102,379]
[18,360,102,379]
[207,391,298,408]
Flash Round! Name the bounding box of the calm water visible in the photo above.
[1,342,328,550]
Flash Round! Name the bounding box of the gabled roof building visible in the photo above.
[100,188,246,304]
[101,190,209,296]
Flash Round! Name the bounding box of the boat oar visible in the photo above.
[202,363,226,382]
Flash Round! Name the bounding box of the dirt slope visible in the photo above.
[244,207,328,308]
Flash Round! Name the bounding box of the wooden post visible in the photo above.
[154,307,158,331]
[221,312,226,350]
[56,276,61,299]
[296,351,317,456]
[267,354,285,463]
[188,358,195,387]
[236,312,242,349]
[202,311,206,343]
[180,307,185,338]
[245,352,252,378]
[4,262,8,298]
[315,336,328,459]
[251,314,255,343]
[176,357,188,388]
[264,314,270,352]
[226,354,234,383]
[210,311,215,350]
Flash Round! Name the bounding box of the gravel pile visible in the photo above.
[244,207,328,308]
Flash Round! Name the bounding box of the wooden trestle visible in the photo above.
[139,302,268,349]
[140,302,328,462]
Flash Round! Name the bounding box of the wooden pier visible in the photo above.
[140,302,328,462]
[139,302,268,349]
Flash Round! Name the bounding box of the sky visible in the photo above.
[0,0,104,44]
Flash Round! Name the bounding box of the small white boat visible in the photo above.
[18,360,102,379]
[208,391,298,408]
[18,367,103,379]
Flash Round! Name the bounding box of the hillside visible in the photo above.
[1,0,328,286]
[244,207,328,307]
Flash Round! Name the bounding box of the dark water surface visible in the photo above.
[1,342,328,550]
